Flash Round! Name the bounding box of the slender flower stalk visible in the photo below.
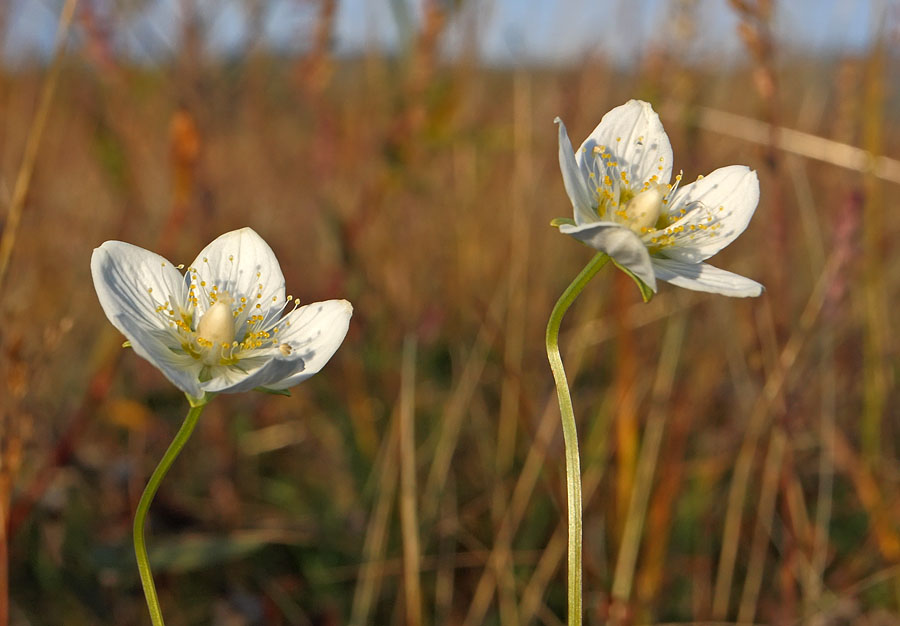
[546,252,609,626]
[91,227,352,624]
[133,398,207,626]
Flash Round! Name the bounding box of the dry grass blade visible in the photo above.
[737,428,786,624]
[696,107,900,185]
[349,407,401,626]
[422,292,504,523]
[490,68,534,626]
[611,313,686,607]
[462,395,560,626]
[399,335,422,626]
[712,254,839,619]
[0,0,78,292]
[433,476,458,625]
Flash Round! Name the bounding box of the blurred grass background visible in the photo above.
[1,0,899,624]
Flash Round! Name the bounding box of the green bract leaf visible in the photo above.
[254,387,291,397]
[185,391,214,408]
[612,259,654,303]
[122,340,132,348]
[549,217,576,228]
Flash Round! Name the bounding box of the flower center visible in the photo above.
[623,184,664,234]
[149,259,304,373]
[196,296,235,348]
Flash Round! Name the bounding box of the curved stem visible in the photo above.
[545,252,610,626]
[133,401,207,626]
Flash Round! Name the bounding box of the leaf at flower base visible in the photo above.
[122,340,132,348]
[185,391,214,408]
[612,259,654,303]
[254,386,291,397]
[550,217,576,228]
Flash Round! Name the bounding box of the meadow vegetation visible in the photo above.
[0,1,899,624]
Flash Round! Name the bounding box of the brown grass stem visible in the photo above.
[422,292,503,524]
[611,313,686,608]
[433,475,458,625]
[860,15,889,471]
[462,394,560,626]
[737,428,786,624]
[349,404,401,626]
[0,0,78,292]
[696,107,900,185]
[712,254,839,618]
[808,327,836,613]
[490,68,533,625]
[398,335,422,626]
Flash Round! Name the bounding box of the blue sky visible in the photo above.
[2,0,885,66]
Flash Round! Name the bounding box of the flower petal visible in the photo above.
[91,242,203,395]
[202,351,305,394]
[576,100,673,189]
[264,299,353,390]
[651,257,763,297]
[117,315,205,397]
[662,166,759,263]
[190,228,286,318]
[559,222,657,292]
[555,117,597,225]
[92,241,189,331]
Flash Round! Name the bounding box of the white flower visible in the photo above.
[555,100,763,298]
[91,227,353,399]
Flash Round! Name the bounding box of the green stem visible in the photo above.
[546,252,610,626]
[133,400,207,626]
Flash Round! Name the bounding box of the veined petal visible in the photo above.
[662,166,759,263]
[92,241,189,333]
[264,299,353,390]
[651,257,763,297]
[91,242,209,394]
[559,222,657,291]
[201,351,305,393]
[576,100,673,189]
[555,117,597,226]
[190,228,286,317]
[117,314,205,396]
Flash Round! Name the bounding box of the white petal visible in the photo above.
[559,222,657,292]
[190,228,286,317]
[91,242,203,395]
[651,257,764,297]
[202,352,305,393]
[662,166,759,263]
[555,117,597,225]
[576,100,673,189]
[92,242,188,331]
[264,299,353,390]
[117,315,205,397]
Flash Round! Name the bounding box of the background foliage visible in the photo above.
[1,1,899,624]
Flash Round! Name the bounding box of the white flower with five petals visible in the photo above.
[555,99,763,298]
[91,227,352,399]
